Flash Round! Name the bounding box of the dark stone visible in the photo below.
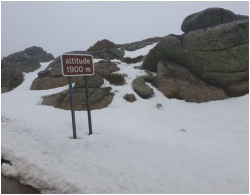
[1,67,24,93]
[87,39,117,51]
[181,7,248,33]
[123,93,137,102]
[24,46,54,62]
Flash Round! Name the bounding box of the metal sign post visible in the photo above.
[61,54,95,138]
[84,76,92,135]
[68,77,77,139]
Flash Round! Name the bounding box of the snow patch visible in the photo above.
[124,43,158,58]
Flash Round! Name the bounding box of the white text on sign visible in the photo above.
[66,66,91,73]
[65,57,91,65]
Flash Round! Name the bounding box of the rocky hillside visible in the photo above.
[1,46,54,93]
[2,7,248,108]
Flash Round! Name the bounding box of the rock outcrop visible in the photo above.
[1,46,54,93]
[142,8,249,102]
[87,39,117,51]
[156,60,228,102]
[42,75,114,110]
[181,7,248,33]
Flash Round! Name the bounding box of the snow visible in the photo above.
[123,42,158,58]
[1,45,249,193]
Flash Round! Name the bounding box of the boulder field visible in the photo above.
[2,7,248,108]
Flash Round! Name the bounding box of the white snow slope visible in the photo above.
[1,44,249,193]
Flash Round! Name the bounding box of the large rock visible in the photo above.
[181,7,248,33]
[42,86,114,111]
[59,87,113,110]
[132,76,154,99]
[24,46,54,62]
[156,60,228,102]
[87,39,117,51]
[142,17,249,100]
[39,71,113,110]
[1,46,54,92]
[2,46,54,71]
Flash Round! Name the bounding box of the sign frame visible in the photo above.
[61,54,94,77]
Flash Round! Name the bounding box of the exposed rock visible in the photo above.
[1,67,24,93]
[141,75,154,83]
[59,87,113,110]
[223,81,249,97]
[89,48,125,61]
[142,17,249,101]
[94,60,120,76]
[1,46,54,92]
[156,60,228,102]
[132,76,154,99]
[123,55,144,64]
[101,73,126,86]
[42,89,69,108]
[181,7,248,33]
[42,56,62,77]
[87,39,117,51]
[24,46,54,62]
[41,74,113,110]
[42,87,114,111]
[74,74,104,88]
[123,93,137,102]
[42,87,114,110]
[2,46,54,69]
[2,59,41,73]
[31,77,80,90]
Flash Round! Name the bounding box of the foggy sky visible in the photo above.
[1,1,249,58]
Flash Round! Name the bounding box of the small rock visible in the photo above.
[156,103,163,109]
[123,93,137,102]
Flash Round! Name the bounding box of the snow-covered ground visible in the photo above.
[1,45,249,193]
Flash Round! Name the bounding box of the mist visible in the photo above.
[1,1,249,58]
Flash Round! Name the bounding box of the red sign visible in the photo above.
[61,54,94,76]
